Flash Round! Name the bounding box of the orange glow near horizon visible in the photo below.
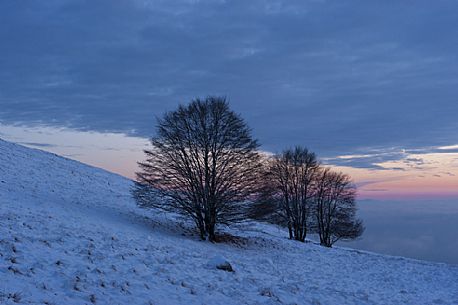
[2,123,458,200]
[332,152,458,199]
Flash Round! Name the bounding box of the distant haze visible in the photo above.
[343,199,458,265]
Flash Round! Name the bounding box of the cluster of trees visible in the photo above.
[254,147,363,246]
[134,96,363,247]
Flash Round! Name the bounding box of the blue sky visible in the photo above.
[1,0,458,195]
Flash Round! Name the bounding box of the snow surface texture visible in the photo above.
[0,139,457,305]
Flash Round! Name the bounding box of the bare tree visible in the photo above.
[247,156,281,222]
[134,96,261,242]
[313,168,364,247]
[267,147,320,242]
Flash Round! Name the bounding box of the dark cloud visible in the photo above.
[364,189,388,192]
[405,158,424,164]
[1,0,458,158]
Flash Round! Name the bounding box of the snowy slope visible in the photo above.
[0,139,457,305]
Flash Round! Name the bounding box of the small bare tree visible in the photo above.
[267,147,320,242]
[134,96,261,242]
[313,168,364,247]
[247,156,280,222]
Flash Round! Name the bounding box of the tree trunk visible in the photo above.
[198,219,206,241]
[206,222,216,242]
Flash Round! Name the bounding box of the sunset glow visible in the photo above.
[3,123,458,200]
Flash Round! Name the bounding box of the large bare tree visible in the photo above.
[134,97,261,241]
[313,168,364,247]
[267,147,320,242]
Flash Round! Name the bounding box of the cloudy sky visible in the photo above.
[1,0,458,198]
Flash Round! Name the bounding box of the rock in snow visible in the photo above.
[208,255,234,272]
[0,138,457,305]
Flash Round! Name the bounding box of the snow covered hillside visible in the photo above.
[0,139,457,305]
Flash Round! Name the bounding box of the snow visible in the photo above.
[0,138,457,305]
